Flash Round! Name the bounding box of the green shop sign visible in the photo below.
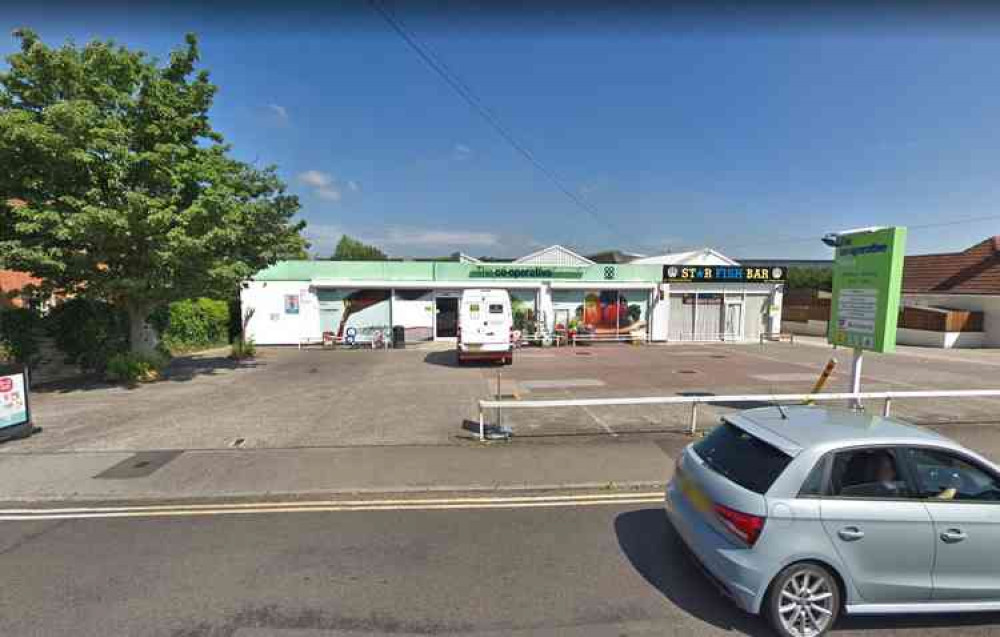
[828,226,907,353]
[467,265,584,279]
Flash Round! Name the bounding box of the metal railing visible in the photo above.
[475,389,1000,441]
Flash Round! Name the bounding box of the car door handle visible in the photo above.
[941,528,967,543]
[838,527,865,541]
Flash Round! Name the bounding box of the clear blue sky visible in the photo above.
[5,3,1000,259]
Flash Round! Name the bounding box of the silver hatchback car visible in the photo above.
[665,405,1000,637]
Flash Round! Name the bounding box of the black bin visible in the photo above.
[392,325,406,349]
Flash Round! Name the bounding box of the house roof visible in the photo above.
[586,249,647,264]
[630,248,740,266]
[902,236,1000,295]
[0,270,41,295]
[513,244,595,266]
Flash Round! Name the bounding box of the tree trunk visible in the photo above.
[125,302,159,355]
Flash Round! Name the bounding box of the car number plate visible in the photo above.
[680,475,712,513]
[467,344,482,351]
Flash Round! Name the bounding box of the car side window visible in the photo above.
[829,448,914,499]
[798,456,828,497]
[902,448,1000,502]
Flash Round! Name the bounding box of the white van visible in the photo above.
[457,289,513,365]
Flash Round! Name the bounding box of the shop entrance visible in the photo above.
[435,297,458,339]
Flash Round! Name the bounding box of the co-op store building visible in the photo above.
[242,245,786,346]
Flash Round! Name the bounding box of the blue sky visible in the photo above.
[5,4,1000,259]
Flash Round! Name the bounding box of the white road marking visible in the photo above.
[0,491,665,521]
[581,404,618,437]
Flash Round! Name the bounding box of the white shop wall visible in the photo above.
[241,281,320,345]
[392,290,435,341]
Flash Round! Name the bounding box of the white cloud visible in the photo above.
[302,223,344,255]
[452,143,472,161]
[297,170,342,202]
[381,227,498,247]
[267,103,289,123]
[347,180,361,192]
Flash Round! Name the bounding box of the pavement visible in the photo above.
[3,501,999,636]
[0,440,679,504]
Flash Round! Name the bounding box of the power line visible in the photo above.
[368,0,635,245]
[718,212,1000,254]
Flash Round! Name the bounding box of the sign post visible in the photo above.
[827,226,907,410]
[0,364,32,442]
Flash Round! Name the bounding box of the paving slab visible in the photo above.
[0,441,675,504]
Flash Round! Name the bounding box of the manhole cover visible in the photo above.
[710,355,727,359]
[676,369,699,374]
[94,451,183,480]
[575,352,593,356]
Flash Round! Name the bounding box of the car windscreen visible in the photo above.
[693,422,793,494]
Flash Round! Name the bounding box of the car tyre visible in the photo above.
[766,562,840,637]
[504,355,513,366]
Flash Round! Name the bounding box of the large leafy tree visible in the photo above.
[0,30,307,352]
[332,234,386,260]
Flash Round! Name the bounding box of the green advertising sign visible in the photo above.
[828,226,907,353]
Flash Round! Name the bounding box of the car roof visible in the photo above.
[724,405,952,456]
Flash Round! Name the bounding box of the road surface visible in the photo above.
[2,498,999,636]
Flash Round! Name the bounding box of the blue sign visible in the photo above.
[664,265,787,283]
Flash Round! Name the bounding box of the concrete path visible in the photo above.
[0,439,678,504]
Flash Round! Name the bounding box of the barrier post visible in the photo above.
[479,407,485,442]
[689,402,699,436]
[883,397,892,418]
[805,357,837,405]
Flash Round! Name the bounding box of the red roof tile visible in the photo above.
[902,237,1000,295]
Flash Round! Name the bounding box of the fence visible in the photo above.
[475,389,1000,441]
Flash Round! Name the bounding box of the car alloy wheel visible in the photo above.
[768,563,839,637]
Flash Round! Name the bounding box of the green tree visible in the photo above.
[786,267,833,291]
[0,30,307,353]
[332,235,387,260]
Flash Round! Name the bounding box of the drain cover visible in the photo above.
[575,351,593,356]
[676,369,698,374]
[94,451,183,480]
[710,355,727,359]
[231,438,247,448]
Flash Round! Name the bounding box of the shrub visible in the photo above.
[0,307,43,364]
[157,298,230,353]
[105,351,170,384]
[230,338,256,360]
[46,298,129,371]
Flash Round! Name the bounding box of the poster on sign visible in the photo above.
[0,365,31,437]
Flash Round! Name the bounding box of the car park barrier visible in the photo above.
[475,389,1000,441]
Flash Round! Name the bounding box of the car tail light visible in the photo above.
[713,503,765,546]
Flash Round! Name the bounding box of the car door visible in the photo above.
[900,446,1000,601]
[819,446,935,602]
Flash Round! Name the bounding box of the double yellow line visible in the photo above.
[0,491,665,521]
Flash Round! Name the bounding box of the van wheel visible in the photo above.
[456,355,464,366]
[766,562,840,637]
[504,355,513,366]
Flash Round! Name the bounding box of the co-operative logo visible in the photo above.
[604,266,616,280]
[0,378,12,393]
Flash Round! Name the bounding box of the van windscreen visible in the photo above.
[693,422,792,494]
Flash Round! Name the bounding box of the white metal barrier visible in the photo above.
[475,389,1000,441]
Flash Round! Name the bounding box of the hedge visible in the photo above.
[0,307,43,364]
[154,298,230,352]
